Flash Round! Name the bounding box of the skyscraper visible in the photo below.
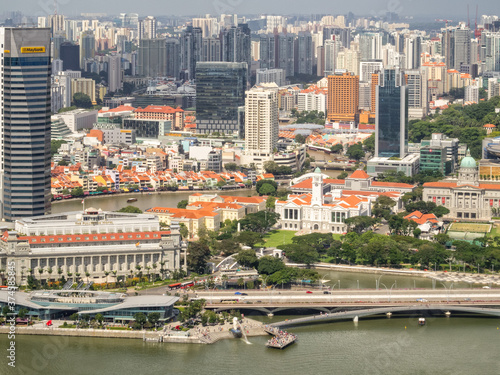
[180,26,203,80]
[245,86,279,156]
[107,54,122,93]
[0,28,52,220]
[60,42,79,71]
[259,34,275,70]
[165,38,180,78]
[375,69,408,158]
[138,16,157,40]
[138,39,166,77]
[221,24,251,81]
[196,62,247,137]
[327,72,359,123]
[79,30,95,69]
[295,32,314,75]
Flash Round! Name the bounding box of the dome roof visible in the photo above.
[460,150,476,168]
[314,167,321,174]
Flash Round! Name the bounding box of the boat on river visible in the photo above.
[418,318,426,326]
[127,198,138,203]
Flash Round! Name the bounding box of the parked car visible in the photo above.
[306,291,313,294]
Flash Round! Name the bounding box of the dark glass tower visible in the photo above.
[1,27,52,220]
[60,42,80,71]
[375,69,408,158]
[195,62,247,137]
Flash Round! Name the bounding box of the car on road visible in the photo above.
[323,291,331,294]
[241,293,248,296]
[416,298,428,302]
[306,291,313,294]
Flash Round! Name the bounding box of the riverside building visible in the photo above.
[0,208,184,285]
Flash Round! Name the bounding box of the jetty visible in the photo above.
[264,325,297,349]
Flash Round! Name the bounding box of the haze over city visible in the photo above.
[1,0,499,18]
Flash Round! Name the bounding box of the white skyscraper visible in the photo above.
[245,86,279,156]
[107,54,122,92]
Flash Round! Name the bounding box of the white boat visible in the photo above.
[418,318,426,326]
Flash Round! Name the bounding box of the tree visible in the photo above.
[345,216,378,234]
[95,314,104,326]
[18,308,28,319]
[280,243,319,266]
[51,140,67,156]
[258,256,285,275]
[179,223,189,239]
[295,134,307,144]
[346,143,365,161]
[239,211,280,233]
[235,231,262,248]
[117,206,142,213]
[433,206,450,218]
[147,312,160,326]
[434,233,450,246]
[177,200,189,209]
[71,187,84,197]
[338,171,349,179]
[266,196,276,211]
[255,179,277,196]
[234,249,259,268]
[216,238,241,256]
[187,241,211,274]
[373,195,396,219]
[363,134,375,154]
[133,312,147,327]
[225,163,238,171]
[72,92,93,109]
[259,183,276,196]
[58,160,69,166]
[330,144,344,154]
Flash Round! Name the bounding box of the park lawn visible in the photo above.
[448,222,491,233]
[256,230,343,248]
[256,230,296,248]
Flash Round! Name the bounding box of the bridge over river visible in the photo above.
[201,289,500,319]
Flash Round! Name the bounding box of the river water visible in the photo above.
[1,316,499,375]
[51,189,255,213]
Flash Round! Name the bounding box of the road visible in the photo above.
[195,288,500,304]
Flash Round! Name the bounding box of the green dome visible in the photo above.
[314,167,321,173]
[460,150,476,168]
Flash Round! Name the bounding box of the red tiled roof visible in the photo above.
[13,231,170,245]
[404,211,439,225]
[349,170,370,179]
[371,181,415,188]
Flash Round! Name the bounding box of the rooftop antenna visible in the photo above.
[54,0,57,16]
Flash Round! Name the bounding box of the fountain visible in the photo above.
[230,317,252,344]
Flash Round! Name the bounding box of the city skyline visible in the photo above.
[1,0,499,19]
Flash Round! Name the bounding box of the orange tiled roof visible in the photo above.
[349,170,370,179]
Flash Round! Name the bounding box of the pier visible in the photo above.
[264,325,297,349]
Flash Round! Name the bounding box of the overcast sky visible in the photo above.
[1,0,498,20]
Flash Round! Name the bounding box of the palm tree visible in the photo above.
[112,270,117,282]
[85,272,90,284]
[75,272,81,282]
[135,265,142,280]
[146,266,151,282]
[38,267,44,284]
[67,271,73,281]
[159,261,166,280]
[104,271,109,286]
[58,268,63,281]
[152,263,158,281]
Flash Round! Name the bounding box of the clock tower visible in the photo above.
[312,167,323,206]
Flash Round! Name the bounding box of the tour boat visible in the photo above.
[127,198,138,203]
[418,318,426,326]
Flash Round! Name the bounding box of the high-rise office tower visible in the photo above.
[47,14,65,37]
[404,35,422,70]
[259,33,275,70]
[324,38,338,76]
[120,13,139,28]
[375,69,408,158]
[295,32,313,75]
[483,31,500,72]
[202,37,222,62]
[166,38,180,78]
[107,54,122,92]
[196,62,247,137]
[52,34,65,60]
[138,16,157,40]
[276,33,295,77]
[138,39,166,77]
[359,33,382,61]
[327,72,359,123]
[0,28,52,220]
[180,26,203,80]
[443,24,471,71]
[405,69,428,119]
[79,30,95,69]
[60,42,79,71]
[221,24,251,81]
[245,86,279,155]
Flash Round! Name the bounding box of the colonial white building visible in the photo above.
[423,151,500,220]
[1,209,184,285]
[275,168,372,233]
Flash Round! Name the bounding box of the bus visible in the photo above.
[168,283,182,290]
[180,281,195,289]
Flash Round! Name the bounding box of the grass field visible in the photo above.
[256,230,343,248]
[256,230,296,248]
[448,223,491,233]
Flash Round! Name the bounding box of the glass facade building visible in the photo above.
[195,62,247,136]
[1,28,52,221]
[375,69,408,158]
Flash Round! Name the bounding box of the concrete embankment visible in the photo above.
[287,262,432,278]
[0,326,160,340]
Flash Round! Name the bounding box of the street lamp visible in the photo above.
[375,275,383,290]
[440,282,454,303]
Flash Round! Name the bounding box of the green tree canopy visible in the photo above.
[187,241,211,274]
[72,92,93,109]
[258,256,285,275]
[117,206,142,213]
